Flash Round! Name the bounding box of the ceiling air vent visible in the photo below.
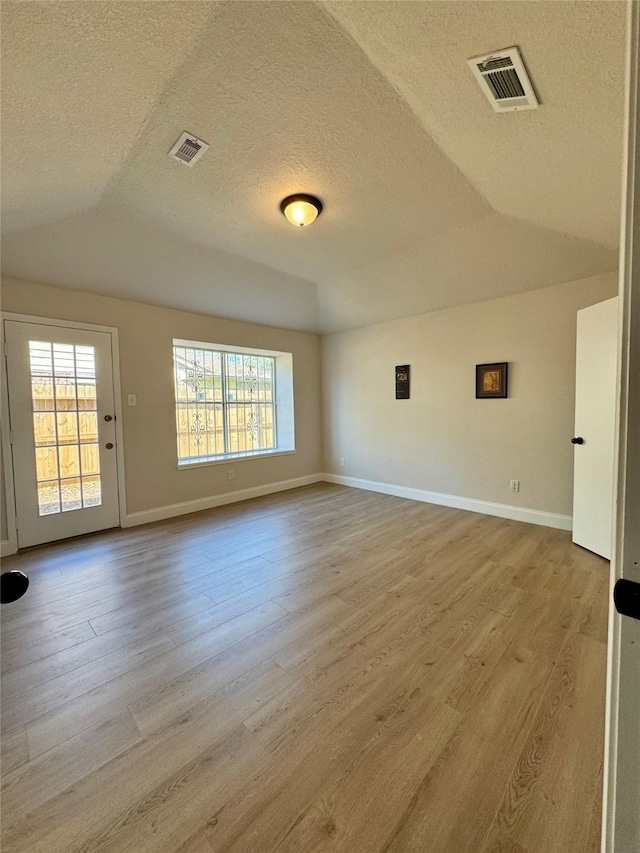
[467,47,539,112]
[168,131,209,167]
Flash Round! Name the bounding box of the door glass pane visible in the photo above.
[31,376,55,411]
[78,379,97,411]
[81,476,102,508]
[60,478,82,512]
[80,443,100,475]
[37,481,61,515]
[54,379,77,411]
[79,411,98,442]
[33,412,56,446]
[29,341,102,516]
[36,447,58,480]
[56,411,78,444]
[58,444,80,478]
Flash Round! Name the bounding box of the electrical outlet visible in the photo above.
[339,457,345,467]
[510,479,520,492]
[228,470,235,481]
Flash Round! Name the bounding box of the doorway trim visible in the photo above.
[602,0,639,850]
[1,313,127,556]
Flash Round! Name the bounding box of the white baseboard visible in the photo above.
[3,472,573,546]
[124,474,324,527]
[2,472,571,547]
[126,472,572,530]
[322,473,573,531]
[1,539,17,558]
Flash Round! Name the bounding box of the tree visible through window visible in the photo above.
[173,345,276,464]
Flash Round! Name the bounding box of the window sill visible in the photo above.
[176,448,296,470]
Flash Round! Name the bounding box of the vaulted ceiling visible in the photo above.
[1,1,626,332]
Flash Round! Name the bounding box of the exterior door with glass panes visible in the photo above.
[4,320,120,548]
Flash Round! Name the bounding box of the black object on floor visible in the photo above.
[1,570,29,603]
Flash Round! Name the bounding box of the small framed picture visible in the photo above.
[395,365,410,399]
[476,362,508,399]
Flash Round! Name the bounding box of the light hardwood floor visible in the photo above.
[1,483,609,853]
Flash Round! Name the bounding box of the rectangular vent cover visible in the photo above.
[467,47,539,112]
[168,132,209,167]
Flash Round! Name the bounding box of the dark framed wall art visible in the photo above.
[476,362,508,399]
[395,365,410,399]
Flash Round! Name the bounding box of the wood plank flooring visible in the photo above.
[0,483,609,853]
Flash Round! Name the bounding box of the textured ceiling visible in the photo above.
[1,1,626,332]
[325,0,627,249]
[1,1,213,233]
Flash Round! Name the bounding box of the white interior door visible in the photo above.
[572,297,618,559]
[4,320,120,548]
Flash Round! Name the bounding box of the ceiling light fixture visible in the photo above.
[280,194,323,227]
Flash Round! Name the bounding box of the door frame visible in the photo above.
[1,313,127,556]
[602,0,639,850]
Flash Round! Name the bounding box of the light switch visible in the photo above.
[127,394,137,407]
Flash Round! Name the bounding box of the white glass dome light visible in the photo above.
[280,194,323,227]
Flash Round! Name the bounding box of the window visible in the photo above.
[173,341,294,465]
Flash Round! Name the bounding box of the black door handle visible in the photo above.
[614,579,640,621]
[571,437,584,445]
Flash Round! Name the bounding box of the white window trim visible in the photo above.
[173,339,295,468]
[173,339,284,358]
[175,448,296,470]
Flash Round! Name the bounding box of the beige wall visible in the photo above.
[322,272,618,517]
[0,269,618,538]
[1,278,322,519]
